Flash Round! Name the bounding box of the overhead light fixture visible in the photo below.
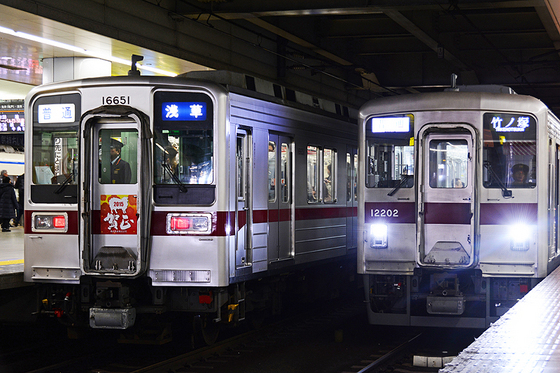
[0,25,178,77]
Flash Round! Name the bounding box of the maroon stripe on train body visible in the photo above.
[424,203,472,225]
[364,202,415,224]
[24,210,79,235]
[150,206,355,236]
[480,203,538,225]
[238,210,246,230]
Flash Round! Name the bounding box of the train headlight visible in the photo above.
[370,224,388,249]
[166,213,212,235]
[32,212,68,232]
[510,223,531,251]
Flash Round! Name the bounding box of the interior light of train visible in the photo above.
[509,223,531,251]
[162,102,207,121]
[166,213,212,234]
[37,104,75,123]
[371,117,410,133]
[370,224,388,248]
[31,213,68,232]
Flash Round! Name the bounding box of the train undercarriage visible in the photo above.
[365,269,538,327]
[37,258,358,344]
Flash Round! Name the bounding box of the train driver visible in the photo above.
[511,163,529,186]
[110,138,132,184]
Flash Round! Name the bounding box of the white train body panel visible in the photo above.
[358,89,560,327]
[23,73,358,329]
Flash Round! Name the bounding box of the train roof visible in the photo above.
[359,89,548,120]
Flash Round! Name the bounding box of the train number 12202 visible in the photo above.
[372,208,399,218]
[102,96,130,105]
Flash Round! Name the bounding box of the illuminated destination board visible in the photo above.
[162,102,207,121]
[371,116,410,133]
[37,103,76,123]
[0,100,24,133]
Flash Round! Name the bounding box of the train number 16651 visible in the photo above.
[371,208,399,218]
[102,96,130,105]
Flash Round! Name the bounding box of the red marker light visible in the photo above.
[53,216,66,229]
[171,216,191,231]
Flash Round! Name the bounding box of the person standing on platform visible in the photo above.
[14,174,24,227]
[0,176,18,232]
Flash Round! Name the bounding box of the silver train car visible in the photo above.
[358,85,560,328]
[23,71,358,338]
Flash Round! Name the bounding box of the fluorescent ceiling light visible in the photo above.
[0,25,178,77]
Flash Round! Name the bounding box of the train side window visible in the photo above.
[307,146,319,203]
[323,148,336,203]
[428,139,468,189]
[268,141,276,202]
[281,143,290,203]
[346,153,352,202]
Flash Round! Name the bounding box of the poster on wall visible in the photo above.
[100,195,137,234]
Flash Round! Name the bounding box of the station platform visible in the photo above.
[441,265,560,373]
[0,226,26,290]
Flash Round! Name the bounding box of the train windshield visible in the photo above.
[153,91,214,185]
[365,115,415,188]
[31,94,81,187]
[483,113,536,188]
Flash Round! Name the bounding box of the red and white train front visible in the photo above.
[358,89,560,328]
[23,77,230,329]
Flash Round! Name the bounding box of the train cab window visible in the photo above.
[483,113,536,188]
[30,93,81,203]
[365,116,414,189]
[323,148,337,203]
[307,146,319,203]
[366,143,414,188]
[32,128,78,185]
[98,130,138,184]
[428,140,468,188]
[153,92,214,186]
[268,141,276,202]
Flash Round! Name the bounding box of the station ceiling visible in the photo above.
[0,0,559,115]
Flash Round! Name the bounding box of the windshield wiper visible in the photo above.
[54,174,73,194]
[163,163,188,193]
[388,174,411,197]
[483,161,512,198]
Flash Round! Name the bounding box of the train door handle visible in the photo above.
[29,235,43,239]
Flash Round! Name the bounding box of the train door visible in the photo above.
[82,116,144,276]
[417,127,476,268]
[267,134,294,262]
[236,128,253,268]
[346,146,358,249]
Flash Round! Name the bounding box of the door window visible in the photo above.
[98,129,138,184]
[268,141,276,202]
[428,139,468,189]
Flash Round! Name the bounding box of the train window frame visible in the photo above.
[365,115,415,189]
[307,145,320,204]
[153,90,215,187]
[428,139,469,189]
[323,147,337,204]
[30,93,81,204]
[482,112,537,189]
[268,141,277,202]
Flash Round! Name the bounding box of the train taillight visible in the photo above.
[166,213,212,234]
[31,212,68,232]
